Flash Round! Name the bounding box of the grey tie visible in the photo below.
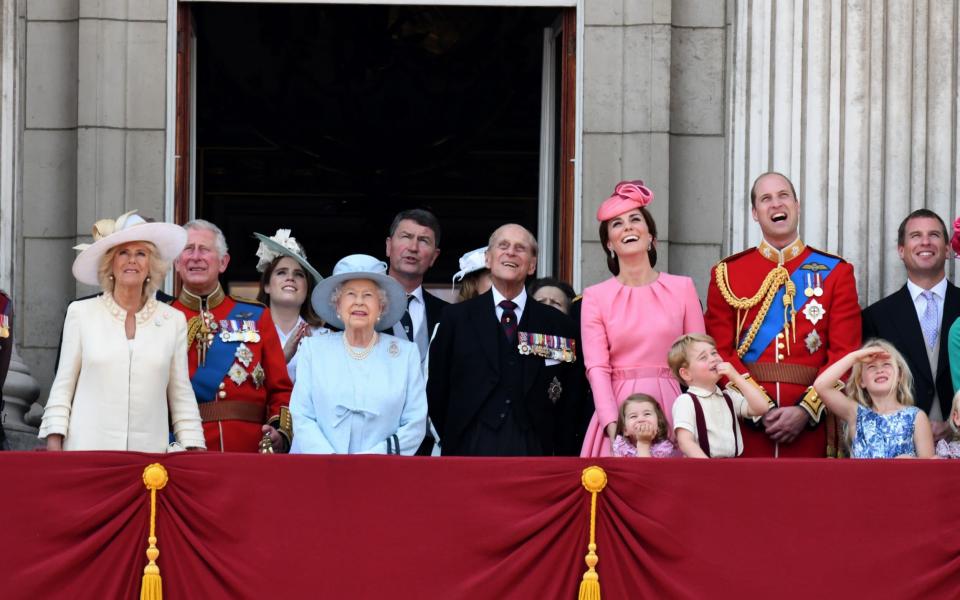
[920,290,939,350]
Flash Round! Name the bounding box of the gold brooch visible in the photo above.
[252,363,265,389]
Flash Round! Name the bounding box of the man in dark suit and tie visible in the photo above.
[862,209,960,439]
[385,208,448,454]
[427,224,578,456]
[385,209,447,359]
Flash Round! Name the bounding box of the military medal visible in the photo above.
[235,343,253,367]
[228,362,248,385]
[548,376,563,402]
[802,299,826,325]
[220,320,243,343]
[242,320,261,343]
[252,363,265,389]
[0,314,9,339]
[805,330,822,354]
[804,273,815,298]
[813,273,823,297]
[517,332,576,363]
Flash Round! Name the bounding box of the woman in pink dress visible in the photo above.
[580,181,705,457]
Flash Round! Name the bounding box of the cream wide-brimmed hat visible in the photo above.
[311,254,407,332]
[253,229,323,283]
[452,247,488,283]
[71,210,187,286]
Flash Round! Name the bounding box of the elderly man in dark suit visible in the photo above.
[427,224,578,456]
[862,209,960,439]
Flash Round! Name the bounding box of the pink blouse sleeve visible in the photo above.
[582,289,619,429]
[682,277,706,335]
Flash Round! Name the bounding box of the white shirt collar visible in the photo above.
[686,384,723,397]
[906,277,948,302]
[408,285,424,304]
[491,285,527,313]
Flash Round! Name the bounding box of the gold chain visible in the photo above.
[714,263,794,358]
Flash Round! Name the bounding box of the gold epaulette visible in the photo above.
[230,295,266,308]
[714,247,755,267]
[806,245,849,263]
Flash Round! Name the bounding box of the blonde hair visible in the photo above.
[616,394,668,444]
[845,339,914,408]
[667,333,718,383]
[948,390,960,441]
[456,268,490,303]
[97,241,167,301]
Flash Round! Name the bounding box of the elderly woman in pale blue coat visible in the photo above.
[290,255,427,455]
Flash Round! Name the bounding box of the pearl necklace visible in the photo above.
[343,332,378,360]
[102,292,158,325]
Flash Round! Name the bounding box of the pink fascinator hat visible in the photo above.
[952,217,960,256]
[596,180,654,221]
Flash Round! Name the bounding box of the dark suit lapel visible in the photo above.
[890,285,934,386]
[518,302,542,396]
[423,291,446,335]
[468,291,501,374]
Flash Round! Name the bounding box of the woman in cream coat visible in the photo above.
[39,211,205,452]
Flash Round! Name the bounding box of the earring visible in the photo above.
[145,276,151,283]
[648,244,652,251]
[609,249,615,259]
[109,274,115,280]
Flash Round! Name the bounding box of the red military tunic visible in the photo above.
[171,285,292,452]
[705,238,861,457]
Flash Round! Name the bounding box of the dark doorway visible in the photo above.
[190,3,565,289]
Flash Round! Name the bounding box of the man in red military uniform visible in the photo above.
[705,172,861,457]
[172,219,293,452]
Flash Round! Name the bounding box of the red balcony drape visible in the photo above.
[1,453,958,599]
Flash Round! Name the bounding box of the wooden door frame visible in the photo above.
[172,2,577,283]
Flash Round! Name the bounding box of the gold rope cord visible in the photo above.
[578,466,608,600]
[714,263,796,358]
[140,463,169,600]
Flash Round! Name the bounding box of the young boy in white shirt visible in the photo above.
[667,333,771,458]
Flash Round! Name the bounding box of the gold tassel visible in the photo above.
[578,466,608,600]
[140,464,169,600]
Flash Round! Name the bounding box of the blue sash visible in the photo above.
[192,302,264,403]
[741,251,840,362]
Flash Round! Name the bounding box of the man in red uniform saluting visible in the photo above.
[171,219,292,452]
[705,173,861,457]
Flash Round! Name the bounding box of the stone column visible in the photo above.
[668,0,726,297]
[3,346,42,450]
[580,0,728,297]
[19,0,79,404]
[581,0,674,289]
[16,0,170,398]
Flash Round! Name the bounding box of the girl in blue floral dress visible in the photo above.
[813,340,934,458]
